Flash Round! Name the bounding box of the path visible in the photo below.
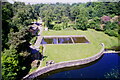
[30,24,43,51]
[34,26,43,48]
[28,23,45,73]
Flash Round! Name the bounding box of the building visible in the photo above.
[29,24,39,35]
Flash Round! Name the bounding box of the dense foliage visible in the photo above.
[2,2,34,80]
[33,2,119,36]
[2,1,119,80]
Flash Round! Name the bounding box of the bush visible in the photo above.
[87,19,101,31]
[104,22,118,30]
[30,36,37,45]
[39,45,43,53]
[105,29,118,37]
[95,24,101,31]
[53,24,63,30]
[68,24,77,30]
[87,20,96,29]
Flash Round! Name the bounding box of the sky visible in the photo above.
[3,0,120,4]
[16,0,93,3]
[4,0,96,4]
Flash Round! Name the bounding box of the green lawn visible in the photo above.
[41,29,118,67]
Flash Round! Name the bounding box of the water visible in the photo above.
[41,38,57,44]
[58,37,72,44]
[72,37,89,43]
[41,37,89,44]
[35,53,120,79]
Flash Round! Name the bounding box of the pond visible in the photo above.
[34,53,120,79]
[41,36,89,44]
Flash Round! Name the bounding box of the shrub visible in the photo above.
[30,36,37,45]
[105,29,118,37]
[95,24,101,31]
[104,22,118,30]
[53,24,62,30]
[39,45,43,53]
[87,20,101,31]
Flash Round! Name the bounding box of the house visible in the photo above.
[29,24,39,35]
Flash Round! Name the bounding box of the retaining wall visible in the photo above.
[23,43,104,80]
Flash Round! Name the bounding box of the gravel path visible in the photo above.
[34,26,43,48]
[30,25,43,50]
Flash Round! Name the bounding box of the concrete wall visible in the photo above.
[23,43,104,80]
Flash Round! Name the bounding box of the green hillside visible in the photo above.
[41,29,118,67]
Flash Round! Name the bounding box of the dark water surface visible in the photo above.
[34,53,120,79]
[58,37,72,44]
[41,37,89,44]
[72,37,89,43]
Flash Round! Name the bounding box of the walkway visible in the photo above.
[30,25,43,50]
[34,27,43,48]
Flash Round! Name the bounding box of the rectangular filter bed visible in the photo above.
[41,35,90,44]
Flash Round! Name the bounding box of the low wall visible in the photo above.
[23,43,104,80]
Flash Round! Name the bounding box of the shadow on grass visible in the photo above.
[17,48,43,80]
[43,56,48,61]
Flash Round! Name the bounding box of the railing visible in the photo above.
[23,43,104,80]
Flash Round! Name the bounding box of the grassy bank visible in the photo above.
[42,29,118,49]
[41,29,118,67]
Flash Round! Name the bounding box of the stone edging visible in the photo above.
[103,50,120,53]
[23,43,104,80]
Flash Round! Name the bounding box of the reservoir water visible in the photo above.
[34,53,120,79]
[41,36,89,44]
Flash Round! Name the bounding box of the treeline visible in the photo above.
[33,2,120,37]
[2,1,120,80]
[2,2,36,80]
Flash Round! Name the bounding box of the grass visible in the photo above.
[29,67,38,73]
[41,44,102,67]
[41,29,119,67]
[42,29,118,48]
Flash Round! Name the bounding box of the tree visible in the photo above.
[2,45,20,80]
[2,27,32,79]
[53,24,63,30]
[2,2,14,50]
[70,5,80,21]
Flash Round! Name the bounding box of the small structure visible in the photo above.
[31,19,43,27]
[46,60,55,66]
[31,60,40,68]
[29,20,43,35]
[31,22,42,26]
[29,25,39,35]
[44,27,48,31]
